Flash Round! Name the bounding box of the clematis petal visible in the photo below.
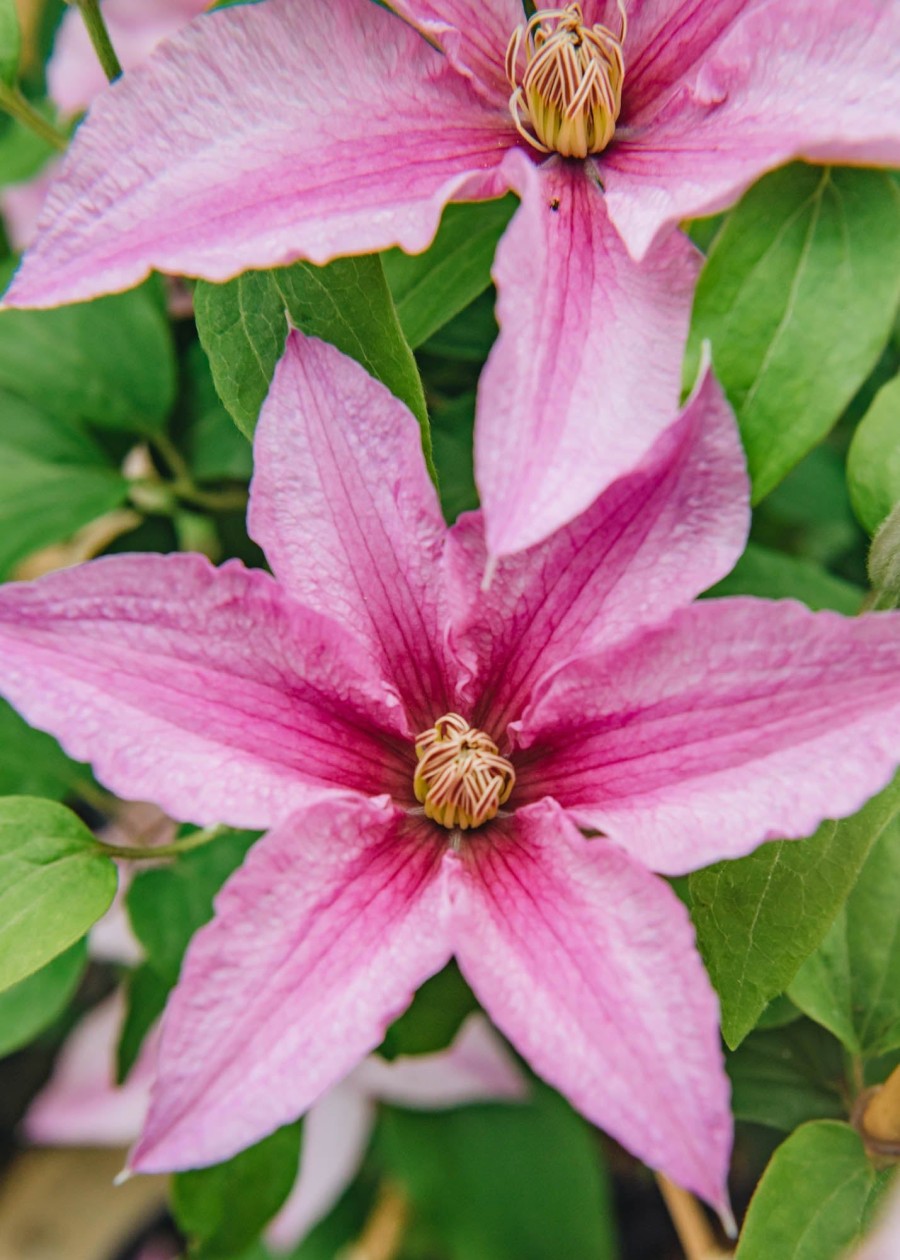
[250,332,454,727]
[0,553,410,830]
[266,1081,375,1254]
[603,0,900,260]
[856,1184,900,1260]
[130,798,452,1172]
[48,0,210,116]
[597,0,760,119]
[475,154,700,557]
[6,0,513,309]
[355,1012,526,1108]
[519,598,900,875]
[446,799,732,1211]
[25,992,155,1147]
[387,0,524,106]
[449,361,748,730]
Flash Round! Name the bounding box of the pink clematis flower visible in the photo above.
[2,334,900,1211]
[8,0,899,555]
[26,993,523,1251]
[1,0,210,251]
[855,1184,900,1260]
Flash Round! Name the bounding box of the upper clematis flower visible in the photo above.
[8,0,899,556]
[1,0,210,251]
[2,334,900,1212]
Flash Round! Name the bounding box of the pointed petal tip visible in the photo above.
[112,1166,133,1187]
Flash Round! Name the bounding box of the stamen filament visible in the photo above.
[414,713,515,831]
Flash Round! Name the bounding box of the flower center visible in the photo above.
[505,1,627,159]
[413,713,515,831]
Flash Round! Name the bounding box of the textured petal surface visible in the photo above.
[475,154,700,556]
[388,0,524,106]
[356,1012,526,1108]
[519,599,900,874]
[131,799,452,1172]
[250,333,454,729]
[603,0,900,259]
[449,364,748,732]
[25,993,154,1147]
[48,0,210,115]
[266,1082,375,1253]
[0,554,409,830]
[7,0,512,308]
[446,799,731,1210]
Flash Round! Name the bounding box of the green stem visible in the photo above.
[149,433,249,515]
[0,83,68,151]
[72,0,122,83]
[97,823,228,861]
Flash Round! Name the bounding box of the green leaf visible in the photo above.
[727,1018,845,1133]
[0,939,86,1057]
[0,276,176,433]
[173,1122,302,1258]
[0,110,55,183]
[0,0,20,87]
[430,391,478,523]
[0,394,127,577]
[383,197,516,349]
[0,797,117,992]
[194,255,428,451]
[688,165,900,501]
[177,341,252,484]
[421,287,499,362]
[690,772,900,1048]
[848,372,900,535]
[789,815,900,1056]
[127,829,258,987]
[380,1083,617,1260]
[380,962,478,1060]
[735,1122,894,1259]
[116,961,170,1083]
[0,700,83,800]
[868,500,900,610]
[707,541,861,613]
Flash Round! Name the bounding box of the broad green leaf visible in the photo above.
[688,165,900,501]
[430,391,478,523]
[735,1122,894,1259]
[0,394,127,576]
[0,276,176,432]
[126,829,258,986]
[789,816,900,1056]
[0,939,86,1057]
[848,372,900,535]
[383,196,516,348]
[0,111,55,183]
[194,255,428,451]
[177,341,252,484]
[173,1123,302,1258]
[690,772,900,1048]
[707,541,861,613]
[421,287,499,362]
[116,961,169,1083]
[0,0,21,86]
[0,700,83,800]
[380,1084,617,1260]
[0,797,117,992]
[727,1018,845,1133]
[380,962,478,1060]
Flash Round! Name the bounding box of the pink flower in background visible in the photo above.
[1,0,209,250]
[26,994,523,1251]
[6,0,900,555]
[855,1184,900,1260]
[2,333,900,1212]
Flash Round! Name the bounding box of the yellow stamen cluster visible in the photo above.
[506,1,627,159]
[413,713,515,831]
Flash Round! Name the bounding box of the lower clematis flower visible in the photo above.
[2,335,900,1211]
[26,993,524,1251]
[5,0,900,557]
